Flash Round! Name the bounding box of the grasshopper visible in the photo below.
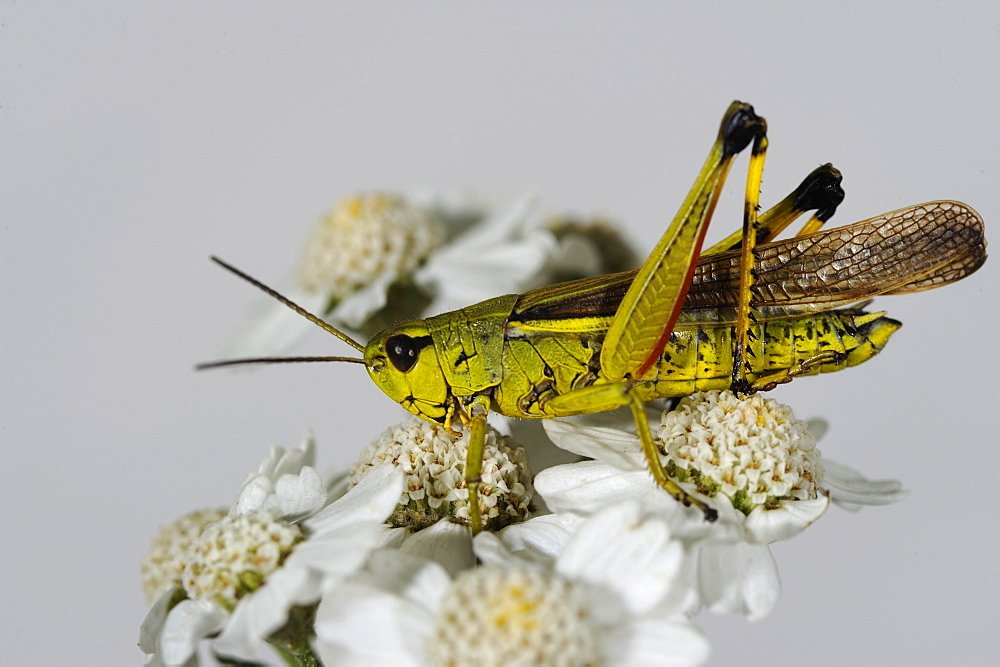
[201,102,986,531]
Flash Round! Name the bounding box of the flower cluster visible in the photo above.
[221,190,637,355]
[141,391,904,665]
[143,192,908,665]
[350,419,534,532]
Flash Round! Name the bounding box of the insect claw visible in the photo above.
[721,102,767,157]
[793,163,845,217]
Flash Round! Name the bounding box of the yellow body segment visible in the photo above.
[494,306,900,419]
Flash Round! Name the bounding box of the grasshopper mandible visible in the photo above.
[201,102,986,532]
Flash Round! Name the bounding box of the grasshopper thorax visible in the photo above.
[364,320,454,426]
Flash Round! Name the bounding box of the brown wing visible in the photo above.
[509,201,985,333]
[686,201,986,311]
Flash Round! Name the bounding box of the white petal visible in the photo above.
[506,418,585,478]
[405,188,495,231]
[222,287,329,358]
[415,193,559,311]
[329,272,394,329]
[493,513,585,560]
[743,496,830,543]
[439,191,539,249]
[139,588,181,654]
[434,231,553,285]
[142,651,195,667]
[160,599,228,666]
[661,495,742,545]
[399,519,475,577]
[471,531,517,567]
[271,432,317,477]
[315,580,433,667]
[272,466,327,521]
[305,464,403,534]
[823,458,909,507]
[806,418,829,441]
[362,549,453,609]
[256,445,283,478]
[325,469,351,501]
[213,566,322,661]
[656,550,703,618]
[557,502,684,615]
[695,540,781,621]
[285,522,385,577]
[231,474,273,516]
[536,462,734,546]
[542,420,646,471]
[602,613,711,666]
[420,237,554,312]
[534,461,655,514]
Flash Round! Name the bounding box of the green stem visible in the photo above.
[267,605,322,667]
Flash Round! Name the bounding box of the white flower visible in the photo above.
[224,190,557,357]
[314,502,710,666]
[141,508,227,604]
[537,390,906,621]
[139,437,404,666]
[297,193,445,303]
[351,418,535,532]
[410,190,558,315]
[230,432,328,521]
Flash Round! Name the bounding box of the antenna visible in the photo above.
[196,356,366,371]
[196,257,369,371]
[209,256,366,353]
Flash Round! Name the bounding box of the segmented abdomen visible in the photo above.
[643,308,900,397]
[494,307,900,417]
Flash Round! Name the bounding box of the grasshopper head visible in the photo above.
[364,320,453,425]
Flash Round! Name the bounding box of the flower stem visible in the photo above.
[268,605,321,667]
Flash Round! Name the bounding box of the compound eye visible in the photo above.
[385,334,428,373]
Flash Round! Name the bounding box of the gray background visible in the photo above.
[3,2,998,664]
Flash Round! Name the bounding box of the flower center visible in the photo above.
[429,565,599,666]
[349,419,534,531]
[141,507,227,604]
[657,390,823,514]
[181,510,304,611]
[297,192,445,297]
